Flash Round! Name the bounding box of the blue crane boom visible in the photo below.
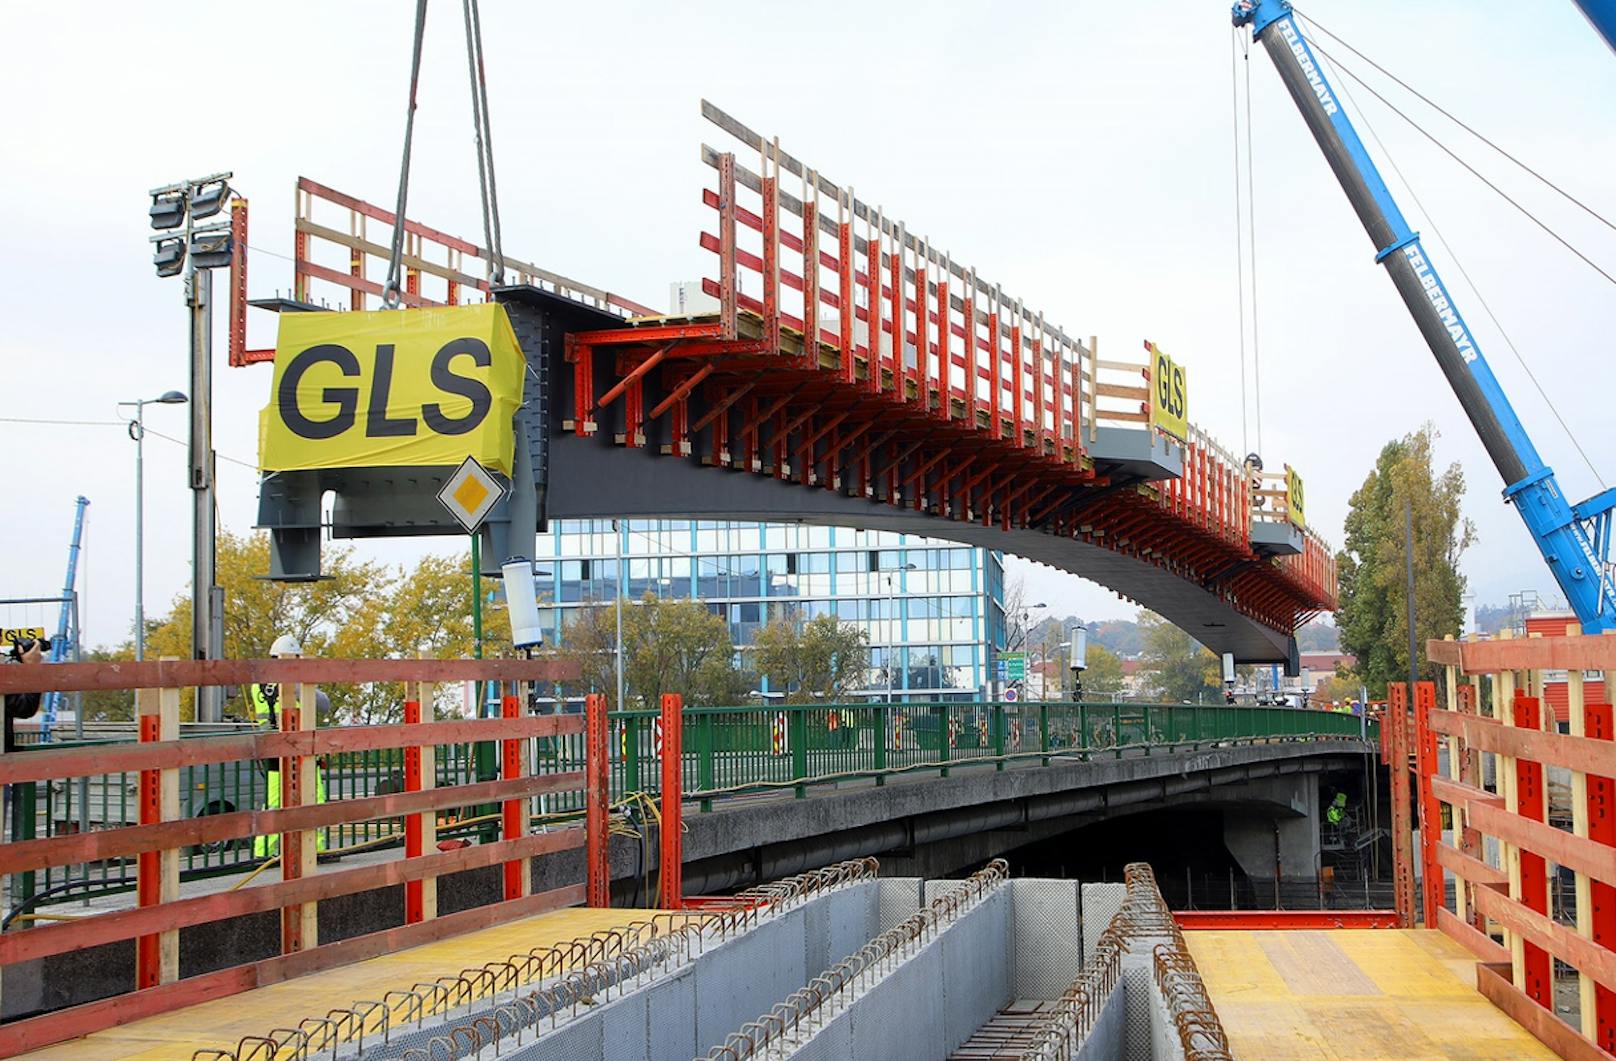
[43,495,89,739]
[1573,1,1616,55]
[1231,0,1616,633]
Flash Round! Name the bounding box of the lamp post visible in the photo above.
[149,171,233,720]
[119,391,187,661]
[884,562,917,703]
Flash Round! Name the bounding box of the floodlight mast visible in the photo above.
[147,170,233,719]
[1231,0,1616,632]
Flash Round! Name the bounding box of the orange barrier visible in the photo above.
[0,655,603,1056]
[1423,629,1616,1060]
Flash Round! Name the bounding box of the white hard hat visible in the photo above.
[269,634,303,658]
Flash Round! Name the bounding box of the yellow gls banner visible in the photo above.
[260,304,524,474]
[1146,341,1188,442]
[1286,465,1307,530]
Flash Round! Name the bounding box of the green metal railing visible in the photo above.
[5,702,1372,910]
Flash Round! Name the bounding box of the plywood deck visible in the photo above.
[1184,928,1557,1059]
[19,906,659,1060]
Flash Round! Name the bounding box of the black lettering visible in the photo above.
[278,344,360,440]
[1172,367,1185,418]
[422,337,493,435]
[365,344,418,437]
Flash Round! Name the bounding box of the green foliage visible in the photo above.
[143,531,500,723]
[1082,643,1126,697]
[558,595,748,710]
[1335,425,1472,696]
[753,613,869,703]
[1137,611,1219,702]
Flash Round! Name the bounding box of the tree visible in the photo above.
[1137,611,1219,702]
[1335,425,1472,696]
[558,595,747,710]
[1081,643,1126,699]
[753,614,869,703]
[143,534,500,724]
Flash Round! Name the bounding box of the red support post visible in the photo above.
[659,693,684,910]
[1388,683,1417,928]
[802,181,819,367]
[838,209,855,383]
[987,310,1002,439]
[1513,693,1553,1009]
[403,694,425,925]
[1414,680,1443,927]
[762,165,780,355]
[1010,320,1025,447]
[718,153,737,341]
[135,710,161,989]
[916,242,930,414]
[867,220,882,395]
[585,692,611,908]
[1587,700,1616,1051]
[889,224,904,402]
[501,691,527,901]
[935,272,949,420]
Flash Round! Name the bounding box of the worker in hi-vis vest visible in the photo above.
[252,635,328,858]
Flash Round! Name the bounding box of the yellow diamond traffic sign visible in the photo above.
[436,456,506,533]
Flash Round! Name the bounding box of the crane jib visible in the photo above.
[1235,0,1616,630]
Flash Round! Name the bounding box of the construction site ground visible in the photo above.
[1185,927,1557,1059]
[16,905,660,1060]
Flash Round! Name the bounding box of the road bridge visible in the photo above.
[247,102,1336,665]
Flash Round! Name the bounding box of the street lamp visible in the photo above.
[884,562,917,703]
[119,391,187,662]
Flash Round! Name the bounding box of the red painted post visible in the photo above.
[135,705,160,989]
[1587,700,1616,1049]
[718,153,738,341]
[501,691,527,901]
[1387,683,1416,928]
[1414,681,1443,927]
[403,693,425,925]
[585,692,611,908]
[659,693,684,910]
[1513,693,1553,1009]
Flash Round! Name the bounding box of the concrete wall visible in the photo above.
[790,886,1013,1061]
[478,880,879,1061]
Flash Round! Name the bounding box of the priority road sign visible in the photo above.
[436,456,506,533]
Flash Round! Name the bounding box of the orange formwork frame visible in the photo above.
[1423,629,1616,1060]
[0,655,617,1056]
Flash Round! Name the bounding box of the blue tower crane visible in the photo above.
[1231,0,1616,633]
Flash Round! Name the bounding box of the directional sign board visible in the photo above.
[436,455,506,533]
[996,652,1026,682]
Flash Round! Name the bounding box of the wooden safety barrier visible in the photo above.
[1422,629,1616,1060]
[0,655,604,1055]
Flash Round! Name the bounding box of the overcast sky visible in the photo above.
[4,1,1614,648]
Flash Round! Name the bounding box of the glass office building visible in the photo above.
[529,520,1006,701]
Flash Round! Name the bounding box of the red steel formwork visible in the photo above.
[1425,631,1616,1060]
[0,656,606,1056]
[230,112,1336,638]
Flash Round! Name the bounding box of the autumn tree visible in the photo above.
[1137,611,1219,702]
[753,614,869,703]
[558,595,747,710]
[1081,643,1126,699]
[1335,425,1472,695]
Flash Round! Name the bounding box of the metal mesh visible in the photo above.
[1080,883,1125,963]
[1011,879,1083,1000]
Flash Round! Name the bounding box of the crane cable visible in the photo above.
[1302,35,1616,291]
[1297,16,1607,488]
[1244,30,1264,456]
[1293,7,1616,238]
[1230,29,1251,459]
[381,0,507,310]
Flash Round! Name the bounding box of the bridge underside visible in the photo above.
[547,431,1295,663]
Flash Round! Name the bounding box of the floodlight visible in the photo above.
[149,190,186,230]
[188,225,233,269]
[152,236,185,277]
[157,390,187,404]
[189,179,231,220]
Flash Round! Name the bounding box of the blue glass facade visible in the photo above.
[529,520,1006,701]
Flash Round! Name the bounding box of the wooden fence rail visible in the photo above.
[0,655,601,1056]
[1421,629,1616,1061]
